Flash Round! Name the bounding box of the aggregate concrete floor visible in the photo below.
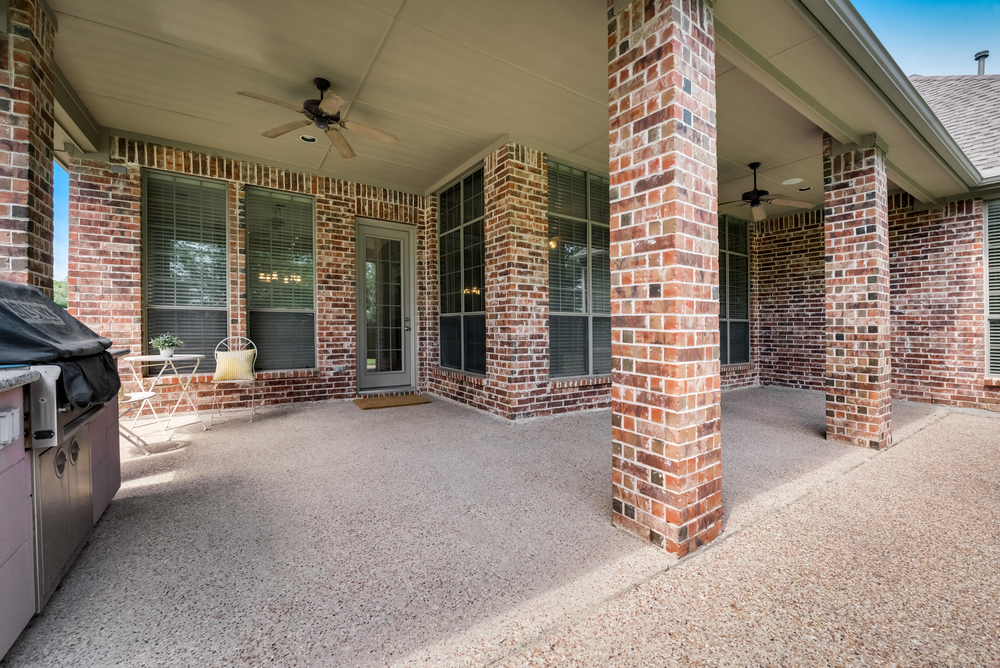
[3,388,994,667]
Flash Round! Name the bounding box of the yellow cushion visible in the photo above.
[213,350,256,382]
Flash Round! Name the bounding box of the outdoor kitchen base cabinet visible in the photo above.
[0,386,34,659]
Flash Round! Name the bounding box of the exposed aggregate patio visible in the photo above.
[2,387,996,667]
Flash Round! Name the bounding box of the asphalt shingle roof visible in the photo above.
[910,74,1000,172]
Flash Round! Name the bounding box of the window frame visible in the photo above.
[719,213,751,366]
[244,185,318,372]
[547,161,611,379]
[437,165,486,375]
[141,169,230,373]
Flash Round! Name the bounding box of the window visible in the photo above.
[720,214,750,365]
[438,169,485,374]
[144,171,228,373]
[547,161,610,378]
[245,187,315,371]
[988,200,1000,375]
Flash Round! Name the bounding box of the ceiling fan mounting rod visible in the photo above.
[749,161,761,190]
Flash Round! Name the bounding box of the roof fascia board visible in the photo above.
[106,127,427,197]
[54,64,101,153]
[715,20,860,145]
[791,0,981,189]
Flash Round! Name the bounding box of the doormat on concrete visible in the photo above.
[353,394,432,410]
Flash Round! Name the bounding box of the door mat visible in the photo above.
[353,394,432,410]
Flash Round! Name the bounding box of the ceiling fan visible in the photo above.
[237,77,398,159]
[720,162,813,222]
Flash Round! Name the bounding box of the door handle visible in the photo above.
[404,326,411,332]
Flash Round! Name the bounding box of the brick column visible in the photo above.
[823,134,892,449]
[66,157,143,356]
[0,0,56,293]
[608,0,721,556]
[483,142,549,419]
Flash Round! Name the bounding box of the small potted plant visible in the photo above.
[150,334,183,358]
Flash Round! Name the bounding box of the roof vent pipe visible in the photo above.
[975,50,989,75]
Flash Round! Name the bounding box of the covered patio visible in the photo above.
[0,387,952,667]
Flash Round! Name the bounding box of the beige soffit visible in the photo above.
[423,134,609,196]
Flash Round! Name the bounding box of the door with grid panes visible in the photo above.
[355,219,415,390]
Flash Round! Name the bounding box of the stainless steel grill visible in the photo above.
[27,365,105,611]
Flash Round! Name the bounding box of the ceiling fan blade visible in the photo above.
[766,198,815,208]
[719,200,748,207]
[752,203,767,222]
[326,128,356,159]
[238,91,304,114]
[342,120,399,144]
[262,119,312,138]
[319,90,346,116]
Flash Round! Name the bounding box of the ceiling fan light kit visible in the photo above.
[720,162,814,223]
[237,77,398,160]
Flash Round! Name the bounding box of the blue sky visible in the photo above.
[48,2,997,280]
[54,163,68,281]
[853,0,1000,76]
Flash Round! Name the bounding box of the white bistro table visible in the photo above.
[123,354,209,436]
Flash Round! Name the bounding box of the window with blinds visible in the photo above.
[144,171,228,373]
[988,200,1000,376]
[720,214,750,365]
[438,169,486,374]
[548,161,611,378]
[245,187,316,371]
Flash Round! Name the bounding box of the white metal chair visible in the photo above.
[118,386,155,455]
[210,336,258,424]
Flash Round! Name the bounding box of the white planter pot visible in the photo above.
[159,348,175,358]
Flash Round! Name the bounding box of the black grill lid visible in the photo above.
[0,279,112,364]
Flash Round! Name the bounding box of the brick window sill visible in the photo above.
[985,377,1000,388]
[549,374,612,389]
[722,363,754,371]
[433,366,487,385]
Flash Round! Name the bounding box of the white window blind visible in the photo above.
[144,171,228,372]
[988,200,1000,375]
[245,187,316,371]
[548,161,610,378]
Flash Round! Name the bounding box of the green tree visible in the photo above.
[53,280,68,308]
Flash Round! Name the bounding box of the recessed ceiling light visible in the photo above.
[782,177,803,186]
[300,135,318,143]
[798,186,812,192]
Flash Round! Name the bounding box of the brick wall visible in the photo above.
[721,363,757,390]
[745,195,1000,414]
[0,0,55,293]
[753,209,826,390]
[69,137,613,418]
[608,0,722,556]
[889,194,1000,410]
[427,142,612,419]
[68,137,431,412]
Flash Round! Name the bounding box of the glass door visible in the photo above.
[356,220,413,390]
